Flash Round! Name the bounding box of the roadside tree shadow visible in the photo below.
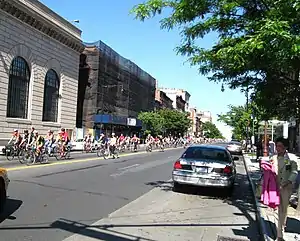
[51,218,156,241]
[145,180,173,191]
[0,198,23,223]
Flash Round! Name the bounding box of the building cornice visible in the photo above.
[0,0,84,53]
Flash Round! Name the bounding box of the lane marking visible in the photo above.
[5,148,179,172]
[118,164,140,170]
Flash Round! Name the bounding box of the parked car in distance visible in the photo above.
[215,141,243,155]
[172,145,237,194]
[0,167,10,212]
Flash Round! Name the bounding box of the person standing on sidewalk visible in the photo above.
[271,137,298,241]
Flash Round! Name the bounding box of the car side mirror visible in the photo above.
[233,156,239,161]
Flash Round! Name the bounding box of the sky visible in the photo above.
[40,0,246,140]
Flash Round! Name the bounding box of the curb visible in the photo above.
[242,154,271,241]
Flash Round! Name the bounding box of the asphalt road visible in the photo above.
[0,145,151,169]
[0,148,259,241]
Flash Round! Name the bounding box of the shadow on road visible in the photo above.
[145,172,260,241]
[0,198,23,223]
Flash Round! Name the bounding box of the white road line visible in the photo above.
[118,164,140,170]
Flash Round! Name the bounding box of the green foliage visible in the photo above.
[218,102,265,140]
[158,109,191,135]
[138,111,165,136]
[131,0,300,119]
[202,122,224,139]
[138,109,191,136]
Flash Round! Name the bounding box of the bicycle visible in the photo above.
[25,146,49,166]
[5,144,22,161]
[53,143,71,160]
[96,144,109,159]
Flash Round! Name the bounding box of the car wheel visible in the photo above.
[173,182,182,192]
[0,179,7,213]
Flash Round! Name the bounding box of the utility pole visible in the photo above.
[245,85,249,152]
[263,121,268,157]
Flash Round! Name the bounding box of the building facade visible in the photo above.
[159,88,191,111]
[176,96,186,112]
[197,111,212,123]
[155,87,173,110]
[0,0,84,144]
[77,41,156,137]
[188,107,201,136]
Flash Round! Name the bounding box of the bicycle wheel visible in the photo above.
[102,149,109,159]
[18,149,27,164]
[6,147,15,161]
[26,152,36,166]
[40,153,49,164]
[65,147,71,159]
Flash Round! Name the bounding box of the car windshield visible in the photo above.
[182,147,230,162]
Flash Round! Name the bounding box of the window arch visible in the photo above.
[42,69,60,122]
[7,56,31,118]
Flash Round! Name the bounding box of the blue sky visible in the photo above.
[41,0,246,139]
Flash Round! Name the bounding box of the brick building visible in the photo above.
[155,82,173,110]
[159,88,191,112]
[0,0,84,144]
[77,41,156,137]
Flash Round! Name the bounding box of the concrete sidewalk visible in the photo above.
[61,160,259,241]
[244,154,300,241]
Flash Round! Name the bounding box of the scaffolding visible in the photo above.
[84,40,156,121]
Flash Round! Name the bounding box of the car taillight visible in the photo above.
[174,160,182,169]
[223,166,232,174]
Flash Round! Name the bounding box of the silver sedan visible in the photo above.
[172,145,238,194]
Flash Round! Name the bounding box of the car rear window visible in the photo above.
[182,147,230,162]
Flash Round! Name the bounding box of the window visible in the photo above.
[42,69,60,122]
[7,56,30,119]
[182,147,230,162]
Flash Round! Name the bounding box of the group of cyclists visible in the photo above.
[5,127,225,164]
[6,127,70,162]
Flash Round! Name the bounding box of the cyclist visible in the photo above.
[45,130,55,154]
[33,131,45,155]
[83,133,93,151]
[98,133,108,149]
[145,134,154,149]
[19,130,30,149]
[131,134,139,152]
[109,133,118,158]
[8,129,22,149]
[60,128,70,151]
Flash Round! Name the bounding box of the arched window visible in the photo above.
[7,56,30,118]
[42,69,60,122]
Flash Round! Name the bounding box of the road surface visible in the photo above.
[0,148,260,241]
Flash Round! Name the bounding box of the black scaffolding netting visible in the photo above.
[84,40,156,121]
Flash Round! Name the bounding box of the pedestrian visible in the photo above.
[271,137,298,240]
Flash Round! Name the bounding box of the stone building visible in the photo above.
[0,0,84,144]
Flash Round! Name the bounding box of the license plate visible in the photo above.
[195,167,207,173]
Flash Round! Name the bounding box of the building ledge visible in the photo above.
[6,118,32,125]
[42,122,61,128]
[0,0,84,52]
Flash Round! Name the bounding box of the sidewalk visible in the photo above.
[244,154,300,241]
[59,160,260,241]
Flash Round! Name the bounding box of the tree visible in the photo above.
[138,111,165,136]
[218,105,251,140]
[131,0,300,119]
[158,109,191,135]
[202,122,224,139]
